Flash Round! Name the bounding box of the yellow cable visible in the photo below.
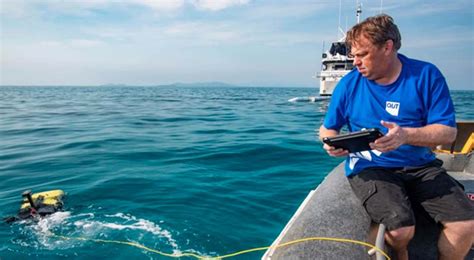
[53,234,391,260]
[274,237,391,259]
[55,235,203,259]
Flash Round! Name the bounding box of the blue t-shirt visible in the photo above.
[323,54,456,176]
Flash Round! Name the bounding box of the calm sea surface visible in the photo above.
[0,86,472,259]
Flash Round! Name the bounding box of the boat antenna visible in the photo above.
[338,0,342,39]
[356,0,362,24]
[345,16,348,33]
[321,41,325,70]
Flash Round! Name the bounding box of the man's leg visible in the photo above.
[438,220,474,260]
[385,226,415,260]
[408,163,474,260]
[348,168,416,260]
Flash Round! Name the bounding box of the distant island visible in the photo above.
[99,82,239,88]
[161,82,238,88]
[99,83,129,87]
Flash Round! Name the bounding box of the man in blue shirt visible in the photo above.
[320,14,474,260]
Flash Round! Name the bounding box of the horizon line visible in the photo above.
[0,84,472,90]
[0,83,316,88]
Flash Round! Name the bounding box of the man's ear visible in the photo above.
[384,39,394,54]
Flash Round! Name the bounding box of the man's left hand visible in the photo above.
[369,120,408,152]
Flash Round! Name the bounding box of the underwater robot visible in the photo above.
[4,190,65,223]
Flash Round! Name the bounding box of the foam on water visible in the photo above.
[11,210,185,256]
[288,96,331,102]
[74,212,179,252]
[12,212,72,250]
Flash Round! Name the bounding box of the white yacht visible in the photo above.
[316,4,361,96]
[317,41,354,96]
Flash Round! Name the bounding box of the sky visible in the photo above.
[0,0,473,89]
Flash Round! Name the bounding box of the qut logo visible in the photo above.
[386,101,400,116]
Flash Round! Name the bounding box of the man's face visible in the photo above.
[350,36,388,81]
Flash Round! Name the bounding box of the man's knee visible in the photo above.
[438,220,474,259]
[385,225,415,246]
[442,219,474,237]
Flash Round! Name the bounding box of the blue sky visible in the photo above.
[1,0,473,89]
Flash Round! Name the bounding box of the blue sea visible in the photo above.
[1,86,473,259]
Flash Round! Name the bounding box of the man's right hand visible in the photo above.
[319,125,349,157]
[323,143,349,157]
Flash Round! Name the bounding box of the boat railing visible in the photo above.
[435,121,474,155]
[316,70,349,78]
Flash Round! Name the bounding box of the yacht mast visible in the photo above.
[338,0,342,39]
[356,1,362,24]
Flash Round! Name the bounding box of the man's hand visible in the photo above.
[319,125,349,157]
[323,143,349,157]
[370,120,408,152]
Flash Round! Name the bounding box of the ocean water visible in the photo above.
[0,86,472,259]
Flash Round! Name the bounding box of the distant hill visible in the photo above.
[97,82,318,88]
[161,82,239,88]
[99,83,130,87]
[97,82,240,87]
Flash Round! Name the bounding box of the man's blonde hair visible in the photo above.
[346,14,401,51]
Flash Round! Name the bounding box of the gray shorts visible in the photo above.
[348,159,474,231]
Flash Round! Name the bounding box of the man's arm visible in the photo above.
[405,124,457,146]
[319,125,349,157]
[319,125,339,141]
[370,120,457,152]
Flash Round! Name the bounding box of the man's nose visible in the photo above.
[353,56,361,66]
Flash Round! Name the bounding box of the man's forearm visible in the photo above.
[319,125,339,141]
[404,124,457,147]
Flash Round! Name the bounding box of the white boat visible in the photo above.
[288,4,361,102]
[317,41,354,96]
[316,3,361,96]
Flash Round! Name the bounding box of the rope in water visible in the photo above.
[53,234,391,259]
